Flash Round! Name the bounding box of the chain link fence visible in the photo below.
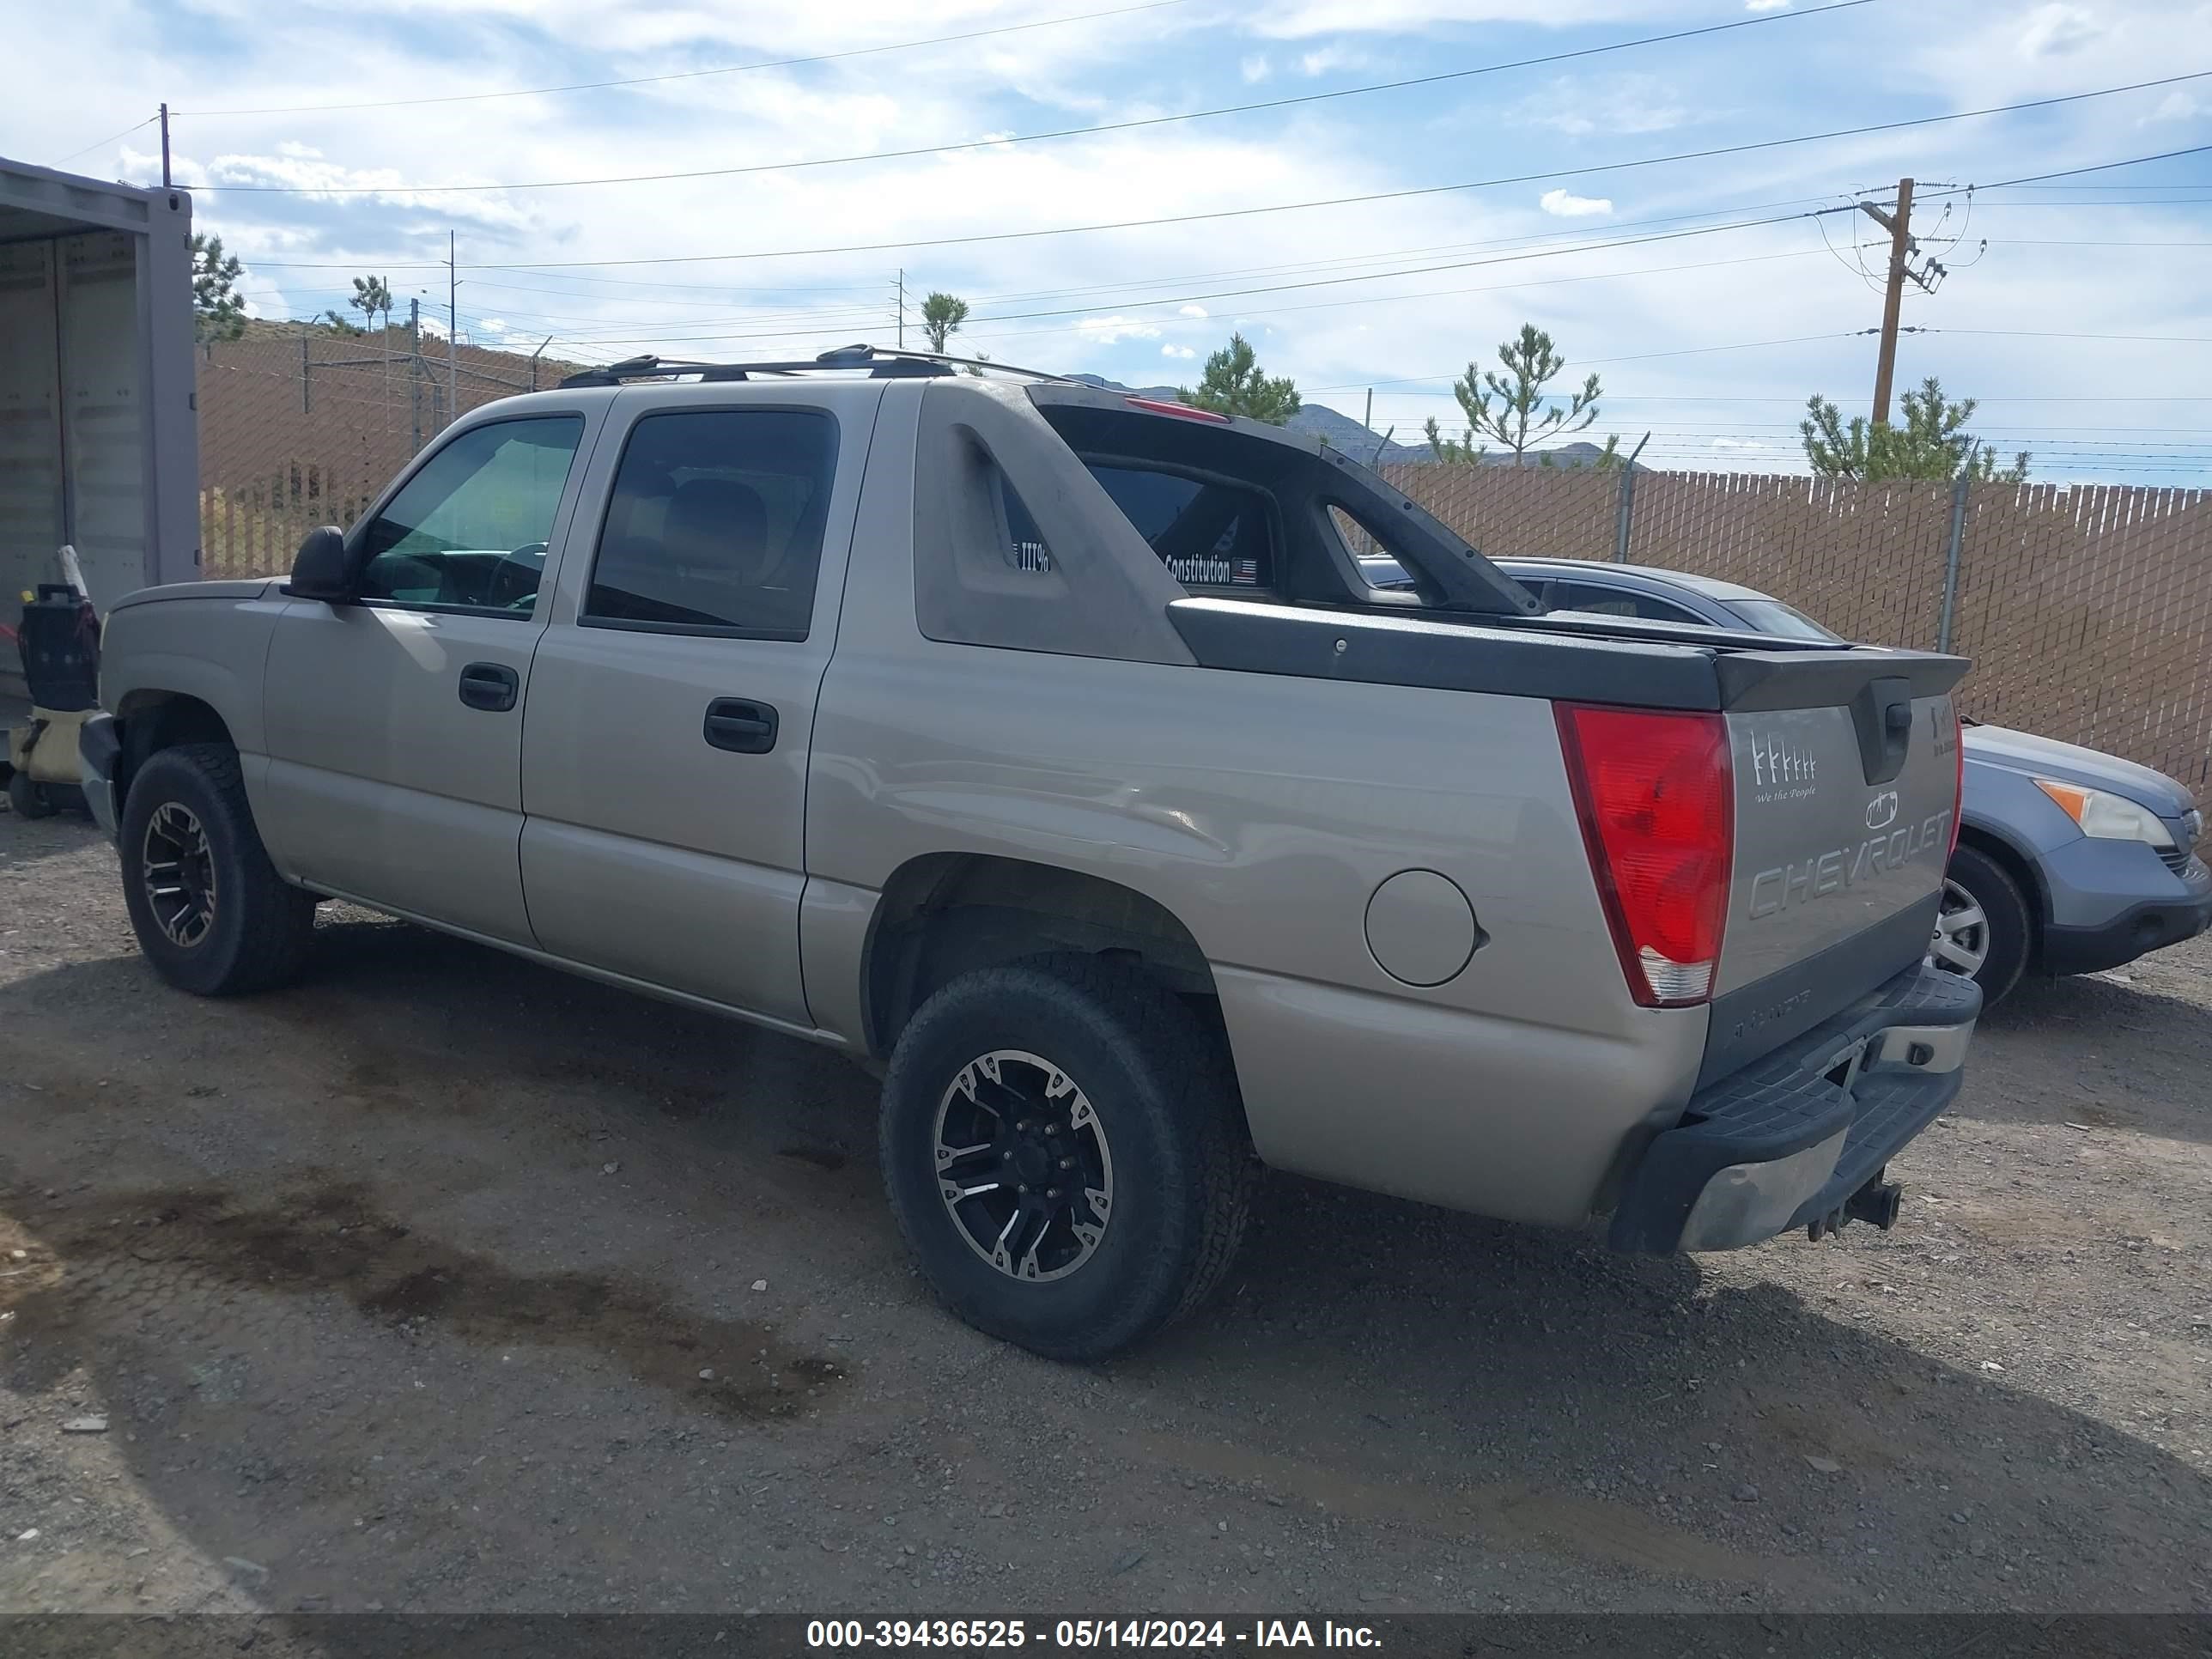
[196,324,585,579]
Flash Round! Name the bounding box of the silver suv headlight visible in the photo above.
[2034,777,2176,848]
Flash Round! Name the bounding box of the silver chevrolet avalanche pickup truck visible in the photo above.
[81,348,1980,1358]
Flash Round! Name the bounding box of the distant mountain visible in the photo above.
[1285,402,1431,464]
[1060,374,1626,468]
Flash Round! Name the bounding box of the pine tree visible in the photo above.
[1425,324,1601,465]
[1178,332,1301,424]
[921,292,969,354]
[190,234,246,343]
[1800,378,2029,483]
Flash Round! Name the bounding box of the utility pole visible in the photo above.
[409,297,422,453]
[530,336,552,392]
[1363,387,1373,436]
[158,103,171,189]
[380,276,392,431]
[447,231,459,423]
[896,268,905,349]
[1862,177,1916,428]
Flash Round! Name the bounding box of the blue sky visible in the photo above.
[9,0,2210,482]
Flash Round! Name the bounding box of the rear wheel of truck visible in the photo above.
[118,744,317,997]
[879,954,1256,1360]
[1930,844,2029,1006]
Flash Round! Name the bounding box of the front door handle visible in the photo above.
[458,661,520,713]
[703,697,778,754]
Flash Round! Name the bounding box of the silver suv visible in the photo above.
[82,349,1981,1358]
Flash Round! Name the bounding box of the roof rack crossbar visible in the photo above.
[557,343,1077,390]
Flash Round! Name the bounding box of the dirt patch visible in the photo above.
[3,1175,846,1425]
[5,811,2212,1615]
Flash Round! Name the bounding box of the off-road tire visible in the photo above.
[879,953,1257,1360]
[118,744,317,996]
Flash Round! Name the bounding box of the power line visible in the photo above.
[514,240,1850,353]
[1924,327,2212,344]
[1921,143,2212,197]
[309,200,1819,315]
[227,73,2212,264]
[1321,324,2212,400]
[52,112,159,167]
[1308,336,1870,394]
[256,193,1845,312]
[538,216,1823,344]
[193,1,1881,196]
[222,193,2212,307]
[1979,237,2212,246]
[179,0,1201,116]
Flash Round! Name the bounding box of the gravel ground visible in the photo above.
[3,805,2209,1616]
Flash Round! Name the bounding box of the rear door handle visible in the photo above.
[458,661,520,713]
[703,697,778,754]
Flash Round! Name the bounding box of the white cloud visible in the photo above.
[1239,54,1271,83]
[1540,188,1613,217]
[1504,74,1687,137]
[2019,3,2099,57]
[1297,44,1370,77]
[1711,438,1770,450]
[1076,315,1163,343]
[1744,1,1790,12]
[16,0,2208,489]
[1178,303,1209,318]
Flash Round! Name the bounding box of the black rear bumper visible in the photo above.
[1610,963,1981,1254]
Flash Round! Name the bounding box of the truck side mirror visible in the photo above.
[287,526,353,601]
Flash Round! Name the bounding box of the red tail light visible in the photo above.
[1556,704,1734,1008]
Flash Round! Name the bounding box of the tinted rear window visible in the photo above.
[1005,459,1278,595]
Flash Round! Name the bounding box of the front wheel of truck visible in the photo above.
[118,744,318,997]
[879,954,1256,1361]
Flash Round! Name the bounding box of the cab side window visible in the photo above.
[585,410,839,640]
[356,416,585,614]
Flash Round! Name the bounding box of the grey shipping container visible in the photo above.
[1,155,199,694]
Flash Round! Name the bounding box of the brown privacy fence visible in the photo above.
[1383,465,2212,790]
[196,326,587,580]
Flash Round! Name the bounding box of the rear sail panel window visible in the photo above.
[1085,465,1276,595]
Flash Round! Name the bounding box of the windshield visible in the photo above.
[1725,597,1844,643]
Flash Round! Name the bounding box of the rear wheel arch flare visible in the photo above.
[860,853,1218,1060]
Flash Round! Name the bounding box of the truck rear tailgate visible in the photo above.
[1702,658,1962,1085]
